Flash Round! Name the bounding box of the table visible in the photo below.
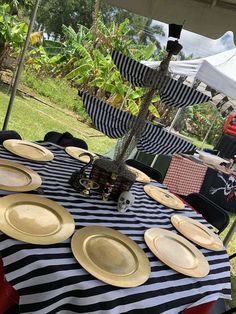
[0,143,231,314]
[163,154,236,213]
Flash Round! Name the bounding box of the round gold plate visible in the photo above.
[144,185,185,210]
[0,159,42,192]
[145,228,209,277]
[71,226,150,287]
[0,194,75,244]
[171,214,224,251]
[3,140,54,162]
[65,146,97,163]
[127,166,150,184]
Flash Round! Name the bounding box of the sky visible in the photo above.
[154,21,236,58]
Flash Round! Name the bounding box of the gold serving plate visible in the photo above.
[127,166,150,184]
[0,194,75,244]
[171,214,224,251]
[71,226,150,287]
[3,140,54,162]
[65,146,97,163]
[145,228,209,277]
[144,185,185,210]
[0,159,42,192]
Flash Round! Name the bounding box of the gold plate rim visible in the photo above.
[71,226,150,287]
[0,194,75,244]
[144,185,185,210]
[144,228,209,277]
[171,214,224,251]
[65,146,96,163]
[0,159,42,192]
[127,166,150,184]
[3,140,54,161]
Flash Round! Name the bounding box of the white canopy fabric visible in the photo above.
[142,48,236,100]
[105,0,236,40]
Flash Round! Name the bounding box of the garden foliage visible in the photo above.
[0,2,225,145]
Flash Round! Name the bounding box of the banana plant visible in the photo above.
[25,15,160,119]
[0,3,27,64]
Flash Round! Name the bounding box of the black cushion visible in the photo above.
[0,130,21,144]
[185,193,229,234]
[44,131,62,144]
[44,131,88,150]
[126,159,163,183]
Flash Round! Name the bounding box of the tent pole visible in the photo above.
[200,112,218,150]
[2,0,41,131]
[169,107,182,132]
[120,84,132,110]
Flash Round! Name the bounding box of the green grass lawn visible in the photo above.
[21,70,88,118]
[0,83,116,154]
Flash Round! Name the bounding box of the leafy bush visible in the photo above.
[21,70,90,122]
[178,103,225,146]
[24,18,161,118]
[0,3,27,65]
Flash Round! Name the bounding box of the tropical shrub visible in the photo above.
[179,103,225,145]
[0,3,27,65]
[25,18,161,118]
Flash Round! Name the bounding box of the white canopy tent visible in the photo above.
[105,0,236,41]
[142,48,236,100]
[3,0,236,130]
[142,48,236,153]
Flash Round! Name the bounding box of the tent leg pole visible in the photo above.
[120,84,132,110]
[169,108,182,132]
[2,0,41,131]
[200,114,218,150]
[150,155,158,167]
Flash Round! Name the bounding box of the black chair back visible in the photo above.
[44,131,88,150]
[230,253,236,260]
[185,193,229,234]
[0,130,21,144]
[126,159,163,183]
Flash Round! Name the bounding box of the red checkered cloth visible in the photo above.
[163,155,208,196]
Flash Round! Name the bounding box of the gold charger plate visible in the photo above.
[0,194,75,244]
[171,214,224,251]
[127,166,150,184]
[145,228,209,277]
[0,159,42,192]
[3,140,54,161]
[144,185,185,210]
[71,226,150,287]
[65,146,96,163]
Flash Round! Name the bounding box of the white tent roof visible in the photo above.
[105,0,236,40]
[142,48,236,99]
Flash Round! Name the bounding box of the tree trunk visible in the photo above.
[92,0,100,45]
[0,42,7,68]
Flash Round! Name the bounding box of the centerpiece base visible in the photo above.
[90,158,136,200]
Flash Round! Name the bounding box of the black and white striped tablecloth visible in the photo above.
[0,143,231,314]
